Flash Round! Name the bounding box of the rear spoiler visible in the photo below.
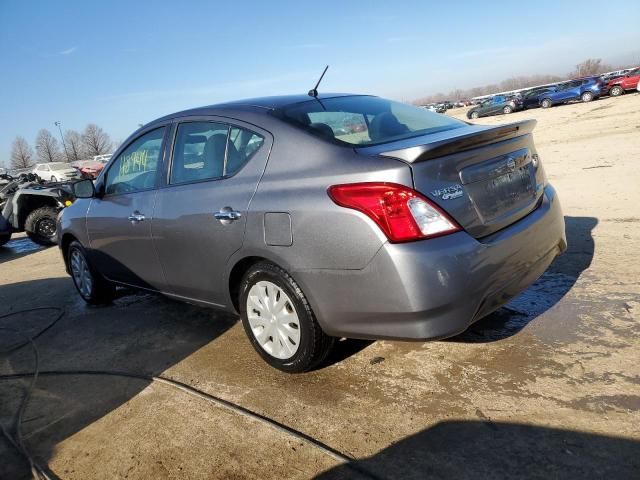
[363,120,537,163]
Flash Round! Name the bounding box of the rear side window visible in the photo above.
[278,96,464,146]
[170,122,264,184]
[105,127,165,195]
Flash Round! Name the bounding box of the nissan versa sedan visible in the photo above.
[59,94,566,372]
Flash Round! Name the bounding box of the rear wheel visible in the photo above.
[239,261,334,373]
[470,111,480,119]
[609,85,624,97]
[24,206,58,246]
[68,241,115,304]
[541,98,552,109]
[0,233,11,247]
[581,92,594,102]
[503,105,513,114]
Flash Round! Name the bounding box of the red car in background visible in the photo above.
[78,161,105,179]
[606,67,640,96]
[72,157,110,179]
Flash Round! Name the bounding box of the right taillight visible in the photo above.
[328,182,460,243]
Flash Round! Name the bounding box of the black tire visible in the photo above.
[609,85,624,97]
[0,233,11,247]
[67,241,115,304]
[541,98,552,109]
[24,206,59,246]
[469,111,480,119]
[581,92,594,102]
[503,105,513,114]
[239,261,334,373]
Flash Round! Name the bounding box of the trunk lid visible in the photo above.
[355,120,545,238]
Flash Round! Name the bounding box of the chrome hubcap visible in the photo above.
[70,250,93,298]
[246,281,300,360]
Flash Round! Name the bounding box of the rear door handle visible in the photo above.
[128,212,146,223]
[214,207,242,224]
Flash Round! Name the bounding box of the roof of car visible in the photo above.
[148,93,366,125]
[213,93,359,109]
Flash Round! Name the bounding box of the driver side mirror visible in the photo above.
[72,179,96,199]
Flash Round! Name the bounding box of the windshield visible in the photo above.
[50,163,72,171]
[277,96,465,146]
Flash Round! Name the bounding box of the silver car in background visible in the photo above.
[33,162,81,182]
[59,94,566,372]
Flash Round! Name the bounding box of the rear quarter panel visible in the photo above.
[239,124,413,272]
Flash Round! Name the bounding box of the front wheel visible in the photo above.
[68,241,115,304]
[541,98,552,109]
[24,206,59,246]
[609,85,623,97]
[581,92,594,102]
[239,261,334,373]
[0,233,11,247]
[503,105,513,114]
[469,111,480,119]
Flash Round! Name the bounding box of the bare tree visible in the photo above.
[571,58,612,77]
[82,124,113,157]
[10,136,35,169]
[412,73,565,105]
[35,129,62,163]
[64,129,85,162]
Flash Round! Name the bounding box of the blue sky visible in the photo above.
[1,0,638,165]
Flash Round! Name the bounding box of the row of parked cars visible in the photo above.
[27,155,112,182]
[423,100,473,113]
[465,67,640,119]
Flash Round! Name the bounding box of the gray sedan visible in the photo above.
[59,94,566,372]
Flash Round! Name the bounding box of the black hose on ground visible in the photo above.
[0,307,382,480]
[0,307,63,480]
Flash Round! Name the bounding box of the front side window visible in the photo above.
[104,127,165,195]
[278,96,464,147]
[170,122,264,184]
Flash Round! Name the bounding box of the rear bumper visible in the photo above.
[295,185,566,340]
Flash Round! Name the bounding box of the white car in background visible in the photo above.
[33,162,81,182]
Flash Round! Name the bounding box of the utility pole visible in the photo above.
[54,121,70,162]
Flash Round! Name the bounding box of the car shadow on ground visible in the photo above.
[315,420,639,479]
[0,236,47,265]
[448,215,596,343]
[0,277,238,479]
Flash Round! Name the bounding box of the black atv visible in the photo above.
[0,173,75,246]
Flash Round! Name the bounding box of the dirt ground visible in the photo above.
[1,94,639,479]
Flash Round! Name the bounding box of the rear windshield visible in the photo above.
[51,163,71,171]
[276,96,465,146]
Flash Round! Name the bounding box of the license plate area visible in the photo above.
[460,149,537,223]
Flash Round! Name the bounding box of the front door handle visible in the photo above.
[128,211,146,224]
[214,207,242,224]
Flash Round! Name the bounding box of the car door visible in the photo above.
[491,96,505,114]
[153,118,272,306]
[477,100,490,116]
[622,70,640,89]
[558,81,579,101]
[86,126,169,289]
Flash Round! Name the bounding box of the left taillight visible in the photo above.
[327,182,460,243]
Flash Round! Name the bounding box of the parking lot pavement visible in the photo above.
[1,95,639,479]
